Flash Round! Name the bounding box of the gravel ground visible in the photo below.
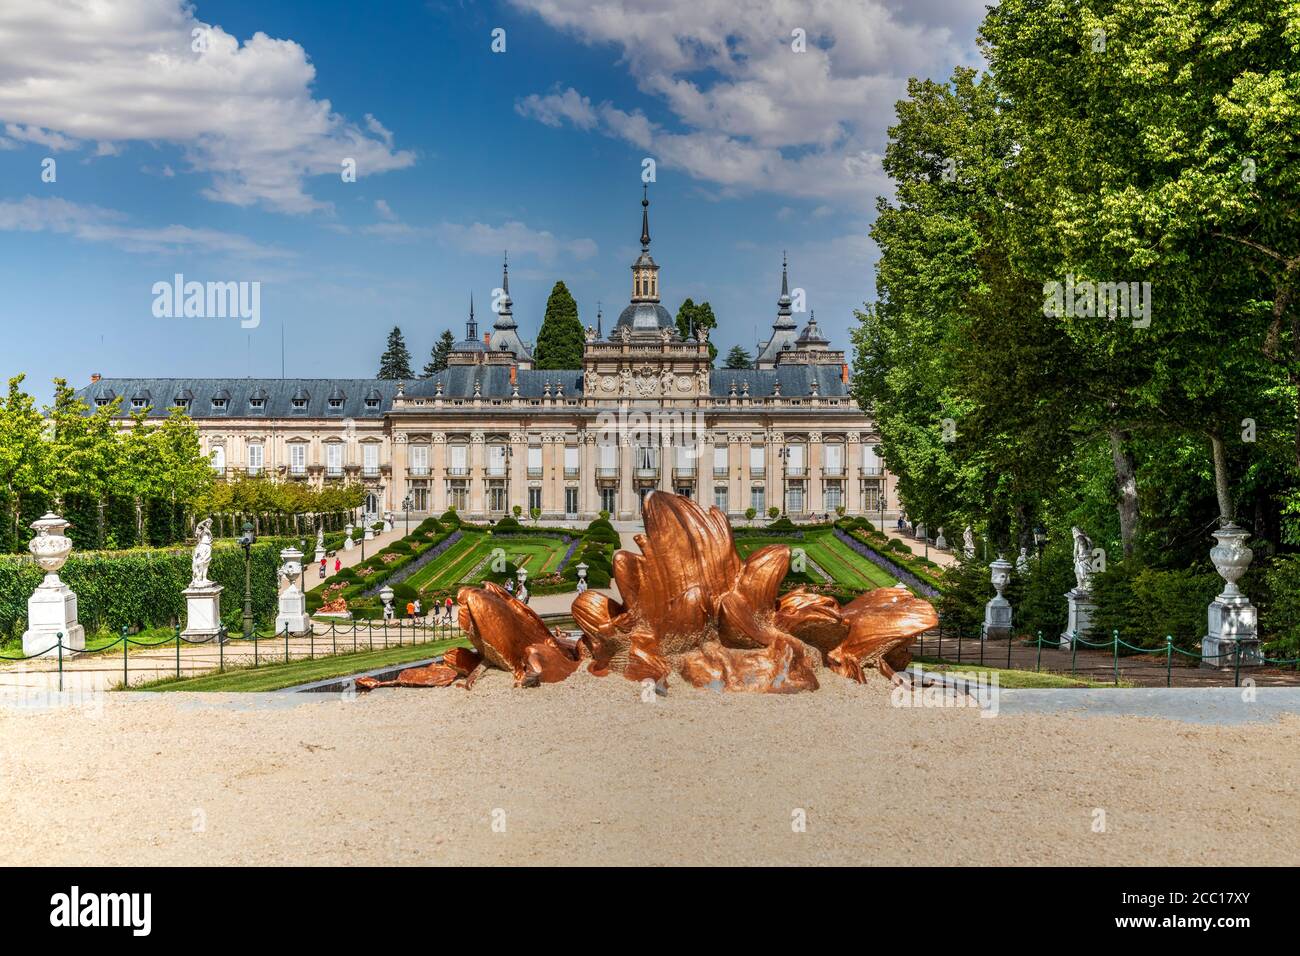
[1,668,1297,866]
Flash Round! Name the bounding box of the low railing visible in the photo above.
[0,617,469,691]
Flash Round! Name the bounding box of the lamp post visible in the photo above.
[238,520,256,640]
[403,492,412,537]
[1034,526,1046,576]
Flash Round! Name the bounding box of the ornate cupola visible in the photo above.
[631,184,660,304]
[613,185,675,338]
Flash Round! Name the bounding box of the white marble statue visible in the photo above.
[190,518,214,587]
[1016,546,1030,574]
[1071,526,1094,593]
[963,525,975,559]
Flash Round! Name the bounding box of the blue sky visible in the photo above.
[0,0,987,401]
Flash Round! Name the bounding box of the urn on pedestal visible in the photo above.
[982,554,1013,641]
[21,513,86,656]
[274,546,310,636]
[1202,522,1261,668]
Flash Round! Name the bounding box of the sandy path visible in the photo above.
[2,670,1297,867]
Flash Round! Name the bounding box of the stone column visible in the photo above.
[619,437,635,519]
[469,431,485,517]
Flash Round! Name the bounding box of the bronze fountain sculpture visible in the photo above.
[358,492,937,694]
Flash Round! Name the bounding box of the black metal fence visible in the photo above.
[916,620,1300,688]
[0,616,467,691]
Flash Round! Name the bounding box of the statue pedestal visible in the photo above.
[314,546,326,566]
[1061,589,1095,648]
[22,580,85,657]
[1202,595,1261,669]
[982,595,1012,640]
[182,583,224,640]
[363,525,374,542]
[275,587,310,637]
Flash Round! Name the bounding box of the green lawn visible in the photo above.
[911,656,1126,688]
[404,530,575,595]
[736,529,898,591]
[132,635,471,692]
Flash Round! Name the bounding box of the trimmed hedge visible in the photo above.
[0,539,287,645]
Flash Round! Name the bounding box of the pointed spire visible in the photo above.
[502,250,510,295]
[777,251,793,318]
[596,301,603,339]
[466,292,477,341]
[640,183,651,249]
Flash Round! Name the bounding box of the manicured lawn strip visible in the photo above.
[405,532,484,591]
[910,656,1126,688]
[133,636,471,692]
[408,533,575,595]
[805,533,898,589]
[737,531,899,591]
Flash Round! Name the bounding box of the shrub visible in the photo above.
[1090,559,1222,651]
[767,517,796,532]
[439,508,461,527]
[494,515,522,530]
[885,538,911,554]
[1260,555,1300,657]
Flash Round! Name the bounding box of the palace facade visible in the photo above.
[78,191,896,523]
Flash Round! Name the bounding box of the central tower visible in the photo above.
[613,185,676,338]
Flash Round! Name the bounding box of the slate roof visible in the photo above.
[77,378,403,419]
[78,365,851,417]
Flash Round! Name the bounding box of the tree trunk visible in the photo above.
[1208,431,1232,523]
[1108,427,1140,557]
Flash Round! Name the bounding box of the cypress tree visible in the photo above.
[534,281,583,369]
[377,326,413,380]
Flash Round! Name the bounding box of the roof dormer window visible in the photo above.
[131,398,147,410]
[212,398,227,410]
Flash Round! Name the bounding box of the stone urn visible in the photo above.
[29,512,74,585]
[1209,522,1253,601]
[982,554,1013,640]
[22,512,86,656]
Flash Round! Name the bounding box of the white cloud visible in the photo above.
[515,87,600,129]
[0,0,414,213]
[509,0,986,208]
[0,196,292,258]
[435,220,598,262]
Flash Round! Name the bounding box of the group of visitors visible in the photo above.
[384,596,456,625]
[319,554,342,578]
[504,577,530,605]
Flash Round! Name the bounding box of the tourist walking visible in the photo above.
[444,596,454,623]
[413,598,422,625]
[334,556,341,574]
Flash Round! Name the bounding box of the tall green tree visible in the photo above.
[675,298,719,365]
[423,329,455,377]
[534,281,583,369]
[377,327,414,380]
[723,345,753,369]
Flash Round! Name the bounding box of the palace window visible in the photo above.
[824,443,845,477]
[565,487,579,516]
[564,445,579,477]
[600,487,617,513]
[326,443,344,476]
[247,443,264,475]
[362,443,379,476]
[712,445,728,477]
[527,445,543,477]
[785,482,805,515]
[750,445,765,477]
[488,481,507,513]
[824,482,843,512]
[487,443,507,477]
[409,444,430,476]
[448,444,468,476]
[447,480,468,511]
[528,487,542,514]
[288,443,307,474]
[714,487,729,512]
[209,446,225,472]
[862,443,882,476]
[750,487,765,514]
